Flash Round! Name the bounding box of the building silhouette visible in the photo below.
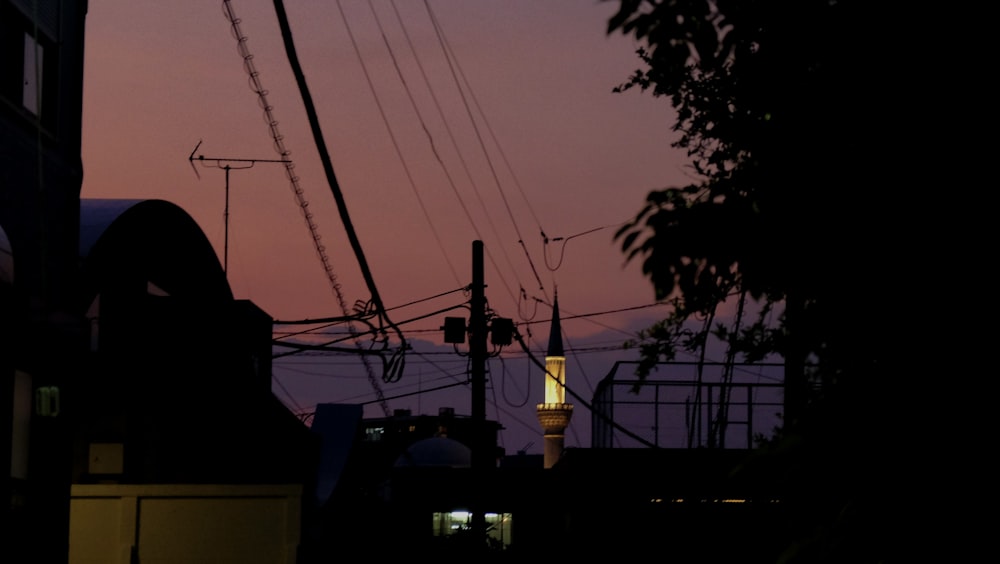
[2,1,89,559]
[3,3,315,562]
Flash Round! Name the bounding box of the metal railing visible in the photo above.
[592,361,785,449]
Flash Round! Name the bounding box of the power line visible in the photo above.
[272,373,303,412]
[226,0,406,416]
[270,301,469,361]
[271,0,409,355]
[543,220,628,271]
[497,355,530,409]
[423,1,545,306]
[511,328,658,449]
[388,0,528,310]
[334,0,463,285]
[517,300,670,330]
[359,379,468,405]
[268,296,669,356]
[272,286,467,328]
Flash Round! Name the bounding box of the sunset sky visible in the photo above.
[80,0,708,454]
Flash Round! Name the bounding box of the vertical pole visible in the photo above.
[706,384,713,448]
[223,165,231,274]
[783,294,805,430]
[470,240,487,548]
[654,383,660,447]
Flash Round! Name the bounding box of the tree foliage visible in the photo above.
[610,0,902,376]
[606,1,924,562]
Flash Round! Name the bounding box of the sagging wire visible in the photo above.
[542,221,625,271]
[517,287,539,327]
[498,354,530,409]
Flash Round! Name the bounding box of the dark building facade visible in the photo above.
[3,4,316,561]
[2,1,89,560]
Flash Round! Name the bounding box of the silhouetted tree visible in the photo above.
[606,1,935,562]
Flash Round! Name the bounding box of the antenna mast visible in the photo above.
[187,140,290,274]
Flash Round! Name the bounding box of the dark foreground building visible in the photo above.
[3,3,315,561]
[303,399,788,562]
[2,1,90,559]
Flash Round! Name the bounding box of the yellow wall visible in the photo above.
[69,484,301,564]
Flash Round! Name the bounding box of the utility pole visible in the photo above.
[442,240,513,552]
[469,239,488,548]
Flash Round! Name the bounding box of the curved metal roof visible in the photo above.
[79,198,232,303]
[79,198,147,259]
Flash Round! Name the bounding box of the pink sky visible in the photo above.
[80,0,696,453]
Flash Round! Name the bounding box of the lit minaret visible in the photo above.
[536,293,573,468]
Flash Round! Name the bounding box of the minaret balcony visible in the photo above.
[536,403,573,434]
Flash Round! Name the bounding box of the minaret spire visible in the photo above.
[536,290,573,468]
[547,292,564,357]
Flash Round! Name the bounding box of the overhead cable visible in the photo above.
[423,0,547,303]
[512,328,658,449]
[334,0,463,285]
[385,0,525,307]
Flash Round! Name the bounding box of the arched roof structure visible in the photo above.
[79,198,231,304]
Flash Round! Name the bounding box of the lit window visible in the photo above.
[431,511,513,549]
[364,426,385,442]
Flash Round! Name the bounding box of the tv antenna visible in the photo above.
[188,140,291,274]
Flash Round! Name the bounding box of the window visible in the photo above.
[11,370,31,479]
[0,3,58,129]
[432,511,513,549]
[364,426,385,442]
[22,32,42,115]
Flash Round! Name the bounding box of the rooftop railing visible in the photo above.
[591,361,786,450]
